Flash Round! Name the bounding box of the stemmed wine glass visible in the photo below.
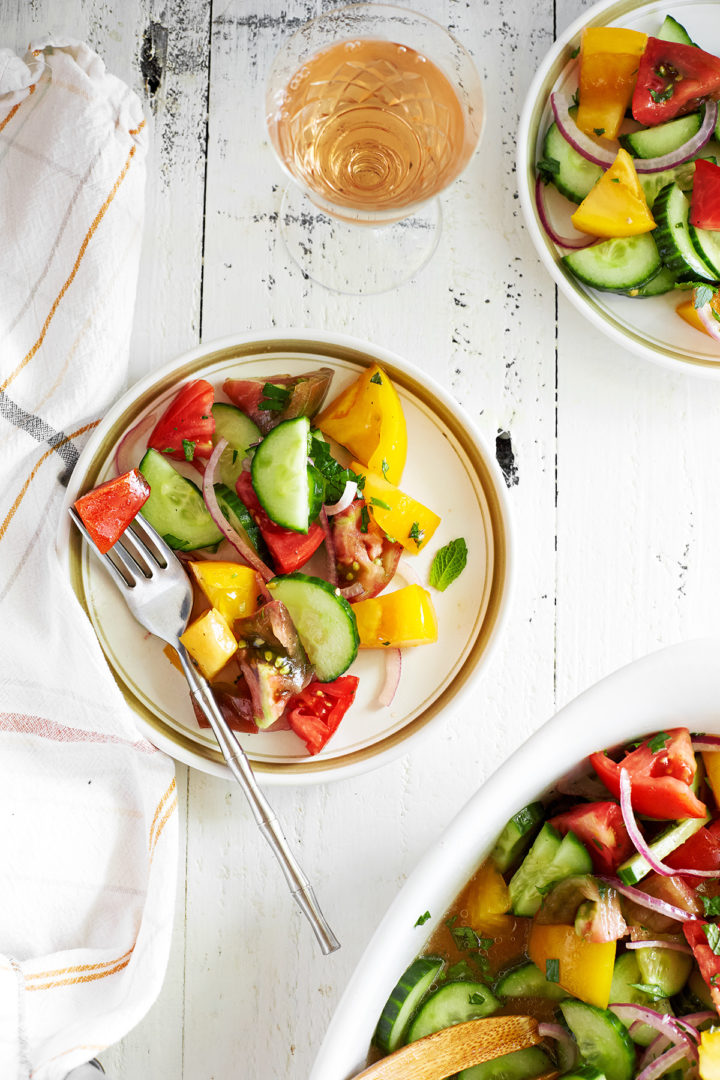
[266,4,484,294]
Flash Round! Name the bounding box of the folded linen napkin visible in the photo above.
[0,39,177,1080]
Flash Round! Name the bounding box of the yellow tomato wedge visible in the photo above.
[179,607,237,679]
[189,561,260,625]
[352,585,438,648]
[528,923,615,1008]
[459,860,514,934]
[677,298,712,336]
[350,462,440,554]
[577,27,648,141]
[700,1030,720,1080]
[703,751,720,803]
[571,148,655,237]
[315,363,407,485]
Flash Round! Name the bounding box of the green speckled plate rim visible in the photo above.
[518,0,720,374]
[67,334,511,778]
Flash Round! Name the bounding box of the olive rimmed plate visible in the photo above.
[518,0,720,375]
[58,331,513,785]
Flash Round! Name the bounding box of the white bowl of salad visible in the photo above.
[60,330,512,785]
[518,0,720,375]
[311,637,720,1079]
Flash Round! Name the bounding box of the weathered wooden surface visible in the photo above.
[5,0,720,1076]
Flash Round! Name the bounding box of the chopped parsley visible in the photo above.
[370,497,392,511]
[647,731,670,754]
[593,127,605,136]
[694,285,717,309]
[182,438,195,461]
[705,923,720,955]
[258,382,291,411]
[545,958,560,983]
[703,895,720,918]
[409,521,424,548]
[370,371,383,385]
[536,156,560,185]
[429,537,468,591]
[631,982,667,1001]
[414,911,431,926]
[360,505,370,534]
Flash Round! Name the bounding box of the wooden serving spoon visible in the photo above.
[353,1015,559,1080]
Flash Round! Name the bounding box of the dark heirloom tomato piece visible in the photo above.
[549,802,634,875]
[620,871,702,934]
[147,379,215,462]
[331,499,402,601]
[286,675,359,755]
[236,471,324,574]
[690,159,720,231]
[535,874,627,943]
[74,469,150,554]
[223,367,334,435]
[192,681,258,734]
[237,600,313,728]
[684,919,720,1011]
[632,38,720,124]
[589,728,707,820]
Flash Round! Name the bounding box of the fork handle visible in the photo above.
[176,644,340,956]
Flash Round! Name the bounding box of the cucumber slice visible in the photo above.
[562,235,661,292]
[620,112,703,159]
[635,941,692,997]
[406,980,500,1043]
[495,961,569,1001]
[653,182,718,282]
[609,953,674,1047]
[374,956,444,1053]
[689,223,720,279]
[211,403,261,489]
[457,1047,552,1080]
[638,155,715,207]
[251,416,311,533]
[213,483,264,556]
[624,265,678,297]
[543,121,603,203]
[617,814,709,885]
[508,825,592,917]
[491,802,545,874]
[138,448,223,551]
[269,573,359,682]
[657,14,695,46]
[559,1000,635,1080]
[562,1069,607,1080]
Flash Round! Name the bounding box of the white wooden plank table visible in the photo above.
[5,0,720,1077]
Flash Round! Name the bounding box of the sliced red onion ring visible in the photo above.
[639,1032,671,1070]
[610,1005,698,1055]
[202,438,274,582]
[680,1011,716,1027]
[318,507,338,587]
[340,582,364,600]
[695,293,720,342]
[637,1041,696,1080]
[620,768,717,877]
[378,648,402,708]
[535,175,595,250]
[601,877,693,923]
[692,736,720,751]
[324,480,357,516]
[538,1023,578,1067]
[550,92,718,173]
[114,409,159,475]
[626,939,692,955]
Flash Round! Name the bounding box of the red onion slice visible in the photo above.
[341,582,364,600]
[692,736,720,751]
[620,768,716,877]
[637,1041,696,1080]
[114,409,159,475]
[538,1024,578,1067]
[202,438,274,582]
[318,507,338,587]
[610,1005,698,1055]
[378,648,402,708]
[601,877,693,923]
[695,293,720,342]
[324,480,357,516]
[679,1011,716,1027]
[535,175,595,249]
[639,1032,671,1070]
[626,939,693,955]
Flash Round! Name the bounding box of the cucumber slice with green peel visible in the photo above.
[251,416,311,533]
[495,961,569,1001]
[269,573,359,682]
[624,265,678,297]
[138,448,223,551]
[491,802,545,874]
[653,182,718,282]
[559,1000,635,1080]
[620,112,703,159]
[638,155,715,207]
[508,824,592,917]
[406,980,500,1044]
[690,224,720,279]
[635,940,692,997]
[657,13,695,46]
[562,235,661,292]
[457,1047,553,1080]
[374,956,444,1052]
[543,122,603,203]
[211,403,261,489]
[609,953,674,1047]
[561,1069,607,1080]
[213,483,264,555]
[617,814,709,885]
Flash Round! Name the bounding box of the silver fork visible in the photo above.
[68,507,340,955]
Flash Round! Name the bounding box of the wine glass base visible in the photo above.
[279,186,441,295]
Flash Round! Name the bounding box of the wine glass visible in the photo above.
[266,4,484,294]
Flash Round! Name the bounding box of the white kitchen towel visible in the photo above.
[0,39,177,1080]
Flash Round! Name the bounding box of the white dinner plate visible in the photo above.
[58,330,513,785]
[518,0,720,375]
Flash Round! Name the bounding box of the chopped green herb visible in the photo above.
[450,925,480,951]
[468,991,486,1005]
[705,923,720,955]
[694,285,717,309]
[310,435,365,503]
[445,914,458,930]
[258,382,292,411]
[182,439,195,461]
[546,958,560,983]
[571,89,580,108]
[593,127,605,136]
[232,449,238,465]
[445,960,474,981]
[569,45,580,59]
[370,497,392,511]
[536,156,560,185]
[631,982,667,1001]
[647,731,670,754]
[161,447,175,454]
[712,308,720,324]
[650,85,674,104]
[381,458,390,479]
[611,178,620,183]
[360,505,370,534]
[162,533,185,547]
[414,911,431,926]
[712,973,720,986]
[703,895,720,917]
[409,521,424,547]
[429,537,468,591]
[370,372,383,385]
[592,837,603,850]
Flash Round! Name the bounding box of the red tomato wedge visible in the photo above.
[235,471,324,574]
[147,379,215,462]
[286,676,359,755]
[665,819,720,883]
[632,38,720,124]
[683,919,720,1010]
[691,159,720,230]
[74,469,150,554]
[549,802,634,875]
[590,728,707,820]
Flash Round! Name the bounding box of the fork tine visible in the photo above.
[68,507,135,590]
[118,528,154,578]
[130,513,171,568]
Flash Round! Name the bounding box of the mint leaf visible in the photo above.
[702,895,720,917]
[429,538,468,591]
[704,923,720,954]
[468,991,486,1005]
[409,521,424,548]
[545,958,560,983]
[414,911,431,926]
[360,505,370,534]
[258,382,291,411]
[537,157,560,185]
[182,439,195,461]
[631,982,667,1001]
[647,731,670,754]
[695,284,717,309]
[370,497,391,511]
[310,435,364,503]
[370,372,383,385]
[381,458,389,479]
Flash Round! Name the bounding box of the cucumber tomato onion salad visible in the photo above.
[375,728,720,1080]
[73,364,468,757]
[536,14,720,342]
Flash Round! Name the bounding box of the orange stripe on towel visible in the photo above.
[148,777,177,852]
[26,954,133,991]
[26,946,135,984]
[0,82,35,134]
